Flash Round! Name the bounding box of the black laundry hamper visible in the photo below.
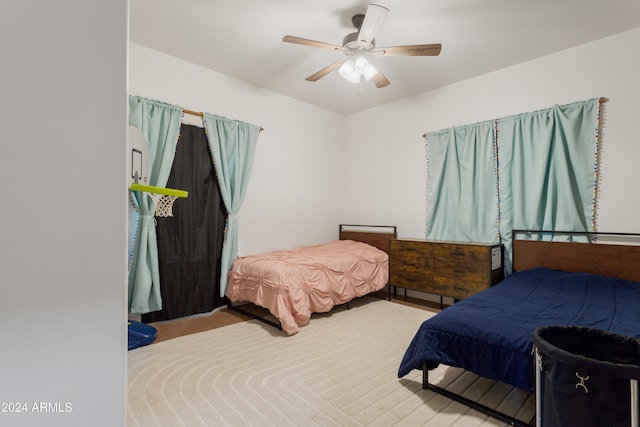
[533,326,640,427]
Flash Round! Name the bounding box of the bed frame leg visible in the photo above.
[421,362,532,426]
[631,379,639,427]
[535,347,542,427]
[226,302,283,331]
[422,361,429,389]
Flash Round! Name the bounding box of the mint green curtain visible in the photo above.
[203,114,260,297]
[497,99,600,273]
[426,120,500,243]
[128,96,182,314]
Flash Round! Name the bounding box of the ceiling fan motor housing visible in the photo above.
[343,32,375,50]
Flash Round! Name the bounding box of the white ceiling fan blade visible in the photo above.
[356,4,389,49]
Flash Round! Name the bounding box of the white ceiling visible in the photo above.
[130,0,640,115]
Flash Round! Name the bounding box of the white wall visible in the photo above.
[0,2,127,427]
[344,28,640,239]
[129,43,346,255]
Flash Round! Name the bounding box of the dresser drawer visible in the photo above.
[389,239,435,290]
[433,276,488,299]
[434,257,488,282]
[434,244,490,264]
[389,238,503,301]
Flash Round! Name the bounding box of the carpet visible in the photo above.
[128,297,534,426]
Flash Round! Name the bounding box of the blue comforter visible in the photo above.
[397,267,640,392]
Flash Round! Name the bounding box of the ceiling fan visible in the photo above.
[282,3,441,88]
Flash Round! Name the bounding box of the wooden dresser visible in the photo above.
[389,238,504,300]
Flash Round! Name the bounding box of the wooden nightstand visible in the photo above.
[389,238,503,302]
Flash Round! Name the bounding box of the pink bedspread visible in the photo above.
[226,240,389,335]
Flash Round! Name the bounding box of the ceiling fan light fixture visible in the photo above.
[354,55,369,71]
[339,59,361,83]
[339,55,377,84]
[339,59,356,79]
[362,62,378,81]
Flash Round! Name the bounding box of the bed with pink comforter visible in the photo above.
[226,239,389,335]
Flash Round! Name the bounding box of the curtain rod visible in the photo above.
[420,97,608,140]
[183,108,264,133]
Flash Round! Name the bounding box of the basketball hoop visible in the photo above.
[148,193,180,217]
[130,183,188,217]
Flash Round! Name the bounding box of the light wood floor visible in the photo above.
[148,308,250,343]
[148,291,443,344]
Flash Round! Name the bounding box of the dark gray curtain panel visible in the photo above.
[143,124,227,323]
